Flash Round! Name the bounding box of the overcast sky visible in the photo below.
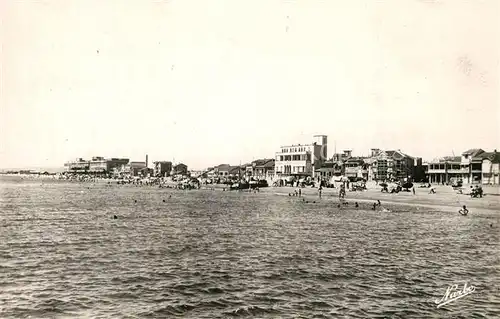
[1,0,498,170]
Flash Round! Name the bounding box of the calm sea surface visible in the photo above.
[1,177,499,318]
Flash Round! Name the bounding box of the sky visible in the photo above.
[1,0,499,170]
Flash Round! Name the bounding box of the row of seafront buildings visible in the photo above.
[274,135,500,185]
[426,149,500,185]
[64,135,500,185]
[198,135,425,184]
[64,155,188,178]
[271,135,426,183]
[200,135,500,185]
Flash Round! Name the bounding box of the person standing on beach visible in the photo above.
[298,188,302,197]
[318,185,322,199]
[412,187,415,195]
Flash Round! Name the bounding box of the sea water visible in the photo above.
[1,177,499,318]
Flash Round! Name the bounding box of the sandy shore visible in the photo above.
[258,185,499,213]
[198,183,499,214]
[3,175,498,214]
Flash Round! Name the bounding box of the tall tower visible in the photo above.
[313,135,328,160]
[145,154,149,168]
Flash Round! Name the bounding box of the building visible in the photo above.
[172,163,188,176]
[64,156,129,175]
[153,161,172,177]
[344,157,369,180]
[315,160,342,180]
[412,157,426,182]
[213,164,231,177]
[245,159,275,180]
[126,161,147,176]
[370,149,416,181]
[212,164,242,178]
[332,150,352,163]
[228,166,242,178]
[64,158,90,173]
[425,149,498,184]
[481,150,500,185]
[275,135,328,178]
[461,149,485,184]
[315,150,351,178]
[426,156,463,184]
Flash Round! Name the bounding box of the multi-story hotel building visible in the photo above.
[65,156,129,174]
[275,135,327,178]
[370,149,416,181]
[64,158,90,173]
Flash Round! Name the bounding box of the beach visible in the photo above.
[259,183,500,213]
[1,176,499,318]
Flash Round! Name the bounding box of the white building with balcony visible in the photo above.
[426,149,492,184]
[274,135,327,178]
[426,156,464,184]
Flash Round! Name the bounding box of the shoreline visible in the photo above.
[200,183,500,214]
[2,175,498,214]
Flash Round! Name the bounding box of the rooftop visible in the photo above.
[253,158,275,168]
[279,143,315,148]
[476,151,500,163]
[462,148,484,156]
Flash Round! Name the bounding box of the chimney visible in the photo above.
[145,154,148,168]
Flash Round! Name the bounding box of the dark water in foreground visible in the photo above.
[1,178,499,318]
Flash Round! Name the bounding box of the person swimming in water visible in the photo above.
[459,205,469,216]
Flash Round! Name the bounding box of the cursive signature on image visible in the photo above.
[435,282,476,308]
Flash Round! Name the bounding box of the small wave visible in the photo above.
[202,286,225,294]
[144,303,195,317]
[172,281,208,290]
[111,275,152,284]
[224,305,281,317]
[198,298,237,309]
[310,300,332,308]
